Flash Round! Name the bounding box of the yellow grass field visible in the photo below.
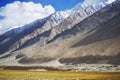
[0,69,120,80]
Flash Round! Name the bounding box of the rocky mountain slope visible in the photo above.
[16,0,120,64]
[0,0,120,69]
[0,1,107,54]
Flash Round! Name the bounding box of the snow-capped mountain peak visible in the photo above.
[0,0,117,34]
[49,10,72,25]
[72,0,116,12]
[48,0,116,27]
[81,0,116,5]
[106,0,116,4]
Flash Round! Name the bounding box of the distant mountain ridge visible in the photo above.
[0,0,113,34]
[0,0,108,54]
[0,0,120,69]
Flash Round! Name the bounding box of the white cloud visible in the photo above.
[0,1,55,33]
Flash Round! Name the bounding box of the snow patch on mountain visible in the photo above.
[50,10,72,25]
[82,0,116,5]
[106,0,116,4]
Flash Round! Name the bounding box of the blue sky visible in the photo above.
[0,0,83,11]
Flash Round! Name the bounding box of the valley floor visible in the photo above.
[0,69,120,80]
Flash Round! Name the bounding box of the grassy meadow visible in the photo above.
[0,69,120,80]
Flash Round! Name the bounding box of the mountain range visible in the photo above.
[0,0,120,71]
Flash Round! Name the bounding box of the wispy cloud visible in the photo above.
[0,1,55,33]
